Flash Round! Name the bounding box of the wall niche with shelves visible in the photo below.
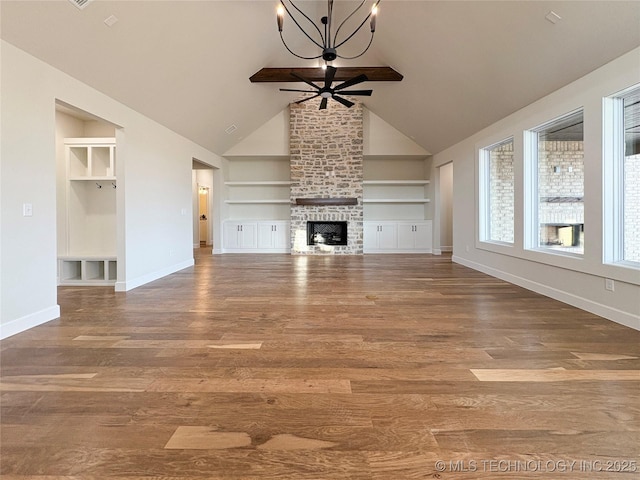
[56,105,119,286]
[363,156,431,221]
[224,156,291,221]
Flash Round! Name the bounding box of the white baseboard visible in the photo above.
[433,249,442,255]
[115,259,195,292]
[193,243,200,248]
[222,249,290,254]
[452,255,640,331]
[441,246,453,252]
[213,248,223,255]
[364,249,433,254]
[0,305,61,339]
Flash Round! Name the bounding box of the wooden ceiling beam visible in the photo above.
[249,67,403,83]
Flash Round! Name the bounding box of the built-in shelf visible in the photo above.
[225,199,291,204]
[225,181,291,186]
[363,180,430,185]
[70,176,117,182]
[363,198,431,204]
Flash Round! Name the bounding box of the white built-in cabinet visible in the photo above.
[362,156,432,253]
[223,157,291,253]
[258,221,290,249]
[223,221,258,249]
[364,222,398,251]
[223,221,290,252]
[397,221,432,251]
[59,138,117,285]
[364,220,432,253]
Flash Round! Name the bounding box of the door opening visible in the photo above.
[198,186,209,247]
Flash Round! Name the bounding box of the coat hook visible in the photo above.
[96,182,102,189]
[112,182,117,189]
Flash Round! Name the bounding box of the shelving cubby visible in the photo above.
[58,256,117,286]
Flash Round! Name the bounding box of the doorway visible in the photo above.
[192,159,216,252]
[198,186,210,247]
[438,162,453,253]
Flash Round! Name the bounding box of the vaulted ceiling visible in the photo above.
[1,1,639,156]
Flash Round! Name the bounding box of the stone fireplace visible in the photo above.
[289,99,364,255]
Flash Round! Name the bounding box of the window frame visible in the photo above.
[478,136,515,246]
[603,84,640,269]
[524,108,585,258]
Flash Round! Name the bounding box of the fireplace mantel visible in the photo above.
[295,197,358,206]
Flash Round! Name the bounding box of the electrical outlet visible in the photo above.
[605,278,615,292]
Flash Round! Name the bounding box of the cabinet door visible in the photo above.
[272,222,290,249]
[378,223,397,250]
[223,222,241,249]
[238,223,257,249]
[397,223,415,249]
[257,223,275,249]
[363,223,380,249]
[414,221,432,250]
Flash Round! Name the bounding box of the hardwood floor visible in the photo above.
[1,251,639,479]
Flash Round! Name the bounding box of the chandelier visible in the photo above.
[276,0,380,62]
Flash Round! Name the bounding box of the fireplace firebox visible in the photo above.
[307,221,348,246]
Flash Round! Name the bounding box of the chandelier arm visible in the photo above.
[336,32,374,60]
[332,0,366,47]
[282,1,325,48]
[279,32,323,60]
[333,12,372,50]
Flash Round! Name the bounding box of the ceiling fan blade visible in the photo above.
[334,74,368,91]
[332,95,355,108]
[290,72,322,91]
[280,88,316,93]
[319,97,328,110]
[324,66,337,88]
[295,94,320,104]
[339,90,373,96]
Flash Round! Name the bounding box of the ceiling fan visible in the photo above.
[280,66,372,110]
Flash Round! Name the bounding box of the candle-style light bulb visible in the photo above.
[277,4,285,32]
[370,4,378,32]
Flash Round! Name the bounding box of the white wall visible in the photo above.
[0,41,222,338]
[431,47,640,330]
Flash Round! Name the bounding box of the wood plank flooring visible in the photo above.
[1,251,639,479]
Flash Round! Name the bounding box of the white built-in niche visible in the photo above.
[56,107,118,285]
[222,156,291,253]
[363,156,433,253]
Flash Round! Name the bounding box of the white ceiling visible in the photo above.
[1,0,639,156]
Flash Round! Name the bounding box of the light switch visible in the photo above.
[23,203,33,217]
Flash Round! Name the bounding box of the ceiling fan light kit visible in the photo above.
[279,65,372,110]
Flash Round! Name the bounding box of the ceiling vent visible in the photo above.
[68,0,93,10]
[225,124,238,135]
